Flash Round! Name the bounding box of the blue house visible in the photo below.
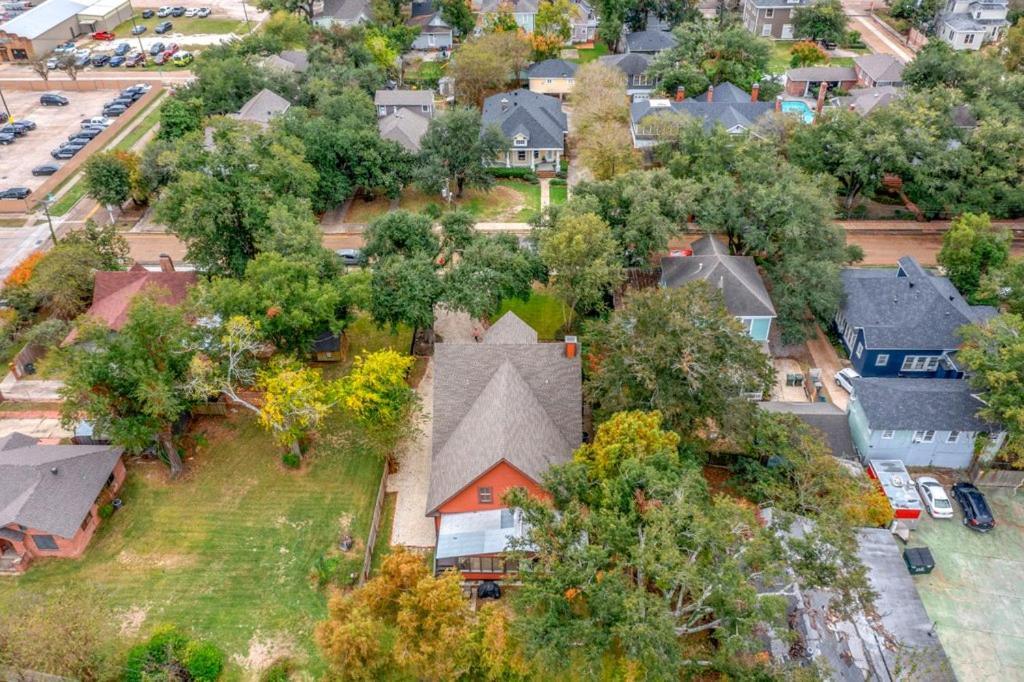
[848,378,1003,469]
[835,256,996,378]
[661,235,776,343]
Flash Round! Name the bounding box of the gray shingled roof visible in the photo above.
[632,83,774,132]
[0,434,122,538]
[787,66,857,82]
[598,52,651,77]
[233,89,290,124]
[836,86,904,115]
[528,59,578,79]
[854,54,905,84]
[660,236,776,318]
[484,311,538,344]
[691,82,754,104]
[745,0,810,6]
[624,29,678,53]
[478,0,539,12]
[374,89,434,107]
[318,0,371,23]
[482,90,567,150]
[428,313,581,514]
[759,401,856,460]
[851,378,995,432]
[378,108,430,152]
[840,257,996,350]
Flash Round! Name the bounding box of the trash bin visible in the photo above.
[903,546,935,575]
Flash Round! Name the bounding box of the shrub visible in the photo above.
[488,167,538,182]
[260,658,297,682]
[184,640,225,681]
[4,252,44,287]
[422,202,442,220]
[282,452,301,469]
[20,319,70,349]
[123,625,224,682]
[98,503,114,519]
[550,178,568,186]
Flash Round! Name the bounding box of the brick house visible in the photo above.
[742,0,811,39]
[428,312,582,581]
[0,433,125,573]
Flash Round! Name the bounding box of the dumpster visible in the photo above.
[903,546,935,575]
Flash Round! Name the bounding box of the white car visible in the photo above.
[835,367,860,393]
[184,7,198,16]
[916,476,954,519]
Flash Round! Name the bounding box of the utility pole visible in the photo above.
[39,194,57,244]
[0,85,10,123]
[242,0,252,33]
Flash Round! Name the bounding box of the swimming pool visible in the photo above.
[781,100,815,124]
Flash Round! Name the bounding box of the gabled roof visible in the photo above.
[318,0,371,23]
[428,313,581,514]
[787,66,857,82]
[632,83,774,133]
[836,86,904,115]
[759,402,856,460]
[598,52,651,77]
[378,108,430,152]
[477,0,540,12]
[484,310,538,344]
[406,11,451,31]
[854,54,905,84]
[660,236,775,317]
[0,434,122,538]
[691,82,752,104]
[482,89,568,150]
[411,0,434,16]
[624,28,677,53]
[528,59,578,79]
[0,0,90,39]
[233,88,291,124]
[851,378,995,432]
[839,256,996,350]
[375,89,434,107]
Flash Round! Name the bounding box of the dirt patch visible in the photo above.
[118,605,149,638]
[117,549,197,570]
[231,633,299,675]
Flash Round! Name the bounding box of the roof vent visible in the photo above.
[50,467,58,475]
[908,281,914,288]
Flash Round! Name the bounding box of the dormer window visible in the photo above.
[513,135,528,147]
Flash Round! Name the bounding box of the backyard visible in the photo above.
[343,179,541,224]
[0,317,412,677]
[767,41,861,74]
[492,288,568,341]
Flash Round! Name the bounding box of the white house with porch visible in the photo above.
[482,89,568,172]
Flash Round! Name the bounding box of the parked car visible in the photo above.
[0,124,25,137]
[109,54,126,67]
[141,8,154,17]
[170,6,185,16]
[46,56,58,69]
[153,51,170,65]
[916,477,954,519]
[149,41,165,54]
[92,31,115,40]
[184,7,197,16]
[74,54,90,67]
[172,50,193,66]
[125,52,146,66]
[156,5,172,16]
[74,47,90,58]
[131,24,147,35]
[154,21,172,34]
[69,127,101,141]
[31,164,60,176]
[835,367,860,393]
[336,248,364,266]
[12,119,36,131]
[164,42,179,54]
[133,83,152,93]
[114,41,131,55]
[55,41,75,52]
[90,53,110,66]
[0,187,31,199]
[196,6,210,16]
[40,93,69,106]
[111,96,134,108]
[120,88,143,101]
[52,146,82,159]
[83,116,111,127]
[951,482,995,532]
[102,104,128,117]
[0,132,14,145]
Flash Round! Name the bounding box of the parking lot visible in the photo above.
[0,89,119,196]
[912,489,1024,680]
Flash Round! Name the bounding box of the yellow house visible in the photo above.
[527,59,578,99]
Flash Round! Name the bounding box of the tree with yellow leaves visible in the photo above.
[257,356,341,457]
[340,350,416,429]
[569,62,638,180]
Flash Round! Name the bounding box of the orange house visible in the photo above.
[428,312,582,581]
[0,433,125,574]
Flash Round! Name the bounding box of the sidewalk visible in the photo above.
[0,372,64,402]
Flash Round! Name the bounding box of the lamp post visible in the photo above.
[38,193,57,244]
[0,85,10,123]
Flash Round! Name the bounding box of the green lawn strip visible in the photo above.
[371,493,397,573]
[549,184,568,206]
[49,182,88,216]
[113,100,164,151]
[492,290,568,340]
[109,15,246,38]
[573,42,609,63]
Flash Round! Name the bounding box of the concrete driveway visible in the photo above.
[805,327,851,411]
[386,360,437,549]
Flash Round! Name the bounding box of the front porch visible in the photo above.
[500,148,563,172]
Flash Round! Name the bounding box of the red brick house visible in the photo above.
[428,312,582,581]
[0,433,125,573]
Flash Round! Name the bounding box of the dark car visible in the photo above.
[0,124,26,137]
[170,6,185,16]
[120,88,143,101]
[111,96,134,107]
[40,93,69,106]
[74,54,90,67]
[102,104,128,117]
[141,8,154,17]
[0,132,14,145]
[335,248,364,266]
[149,41,166,54]
[155,20,173,33]
[91,54,110,66]
[12,119,37,131]
[31,164,60,176]
[109,55,127,67]
[52,146,80,159]
[114,42,131,55]
[0,187,31,199]
[951,482,995,532]
[69,127,101,141]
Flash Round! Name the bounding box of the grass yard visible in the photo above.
[342,180,541,224]
[110,15,247,38]
[549,183,568,206]
[492,288,568,340]
[572,42,610,63]
[768,41,864,73]
[0,317,412,677]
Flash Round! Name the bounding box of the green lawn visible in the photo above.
[112,95,165,152]
[492,289,568,340]
[768,40,864,73]
[0,319,412,677]
[572,42,610,64]
[549,183,568,206]
[343,180,541,223]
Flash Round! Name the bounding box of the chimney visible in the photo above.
[500,97,509,112]
[50,467,58,475]
[159,253,175,272]
[675,86,685,102]
[814,82,828,123]
[564,335,578,359]
[706,85,714,103]
[775,95,783,112]
[751,82,760,102]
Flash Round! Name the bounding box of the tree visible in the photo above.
[584,284,774,438]
[443,233,540,318]
[536,0,579,43]
[576,120,639,181]
[415,107,508,198]
[449,31,532,106]
[28,243,108,319]
[255,0,316,22]
[369,254,445,332]
[60,219,130,270]
[485,3,521,32]
[158,96,204,140]
[28,53,49,82]
[534,211,623,329]
[937,213,1011,299]
[340,349,417,433]
[363,210,439,260]
[437,0,475,36]
[958,314,1024,467]
[60,293,198,477]
[257,356,341,456]
[83,151,133,222]
[1005,19,1024,72]
[901,41,976,92]
[789,40,827,67]
[649,20,771,91]
[569,63,639,180]
[255,198,336,274]
[57,52,80,81]
[792,0,847,44]
[980,257,1024,314]
[262,9,312,45]
[438,209,478,258]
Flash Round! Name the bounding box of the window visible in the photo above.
[634,73,651,87]
[762,24,772,36]
[901,355,939,372]
[765,7,774,16]
[947,431,961,443]
[964,33,975,44]
[32,534,58,551]
[421,105,430,112]
[478,486,493,504]
[913,430,935,443]
[513,136,527,147]
[378,106,387,116]
[517,150,527,161]
[545,78,553,84]
[81,511,93,531]
[882,430,895,439]
[855,343,863,358]
[875,354,889,367]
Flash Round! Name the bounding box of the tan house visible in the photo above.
[0,433,125,573]
[527,59,578,99]
[482,89,568,172]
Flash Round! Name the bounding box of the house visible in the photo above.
[569,0,598,42]
[784,66,858,98]
[835,256,997,378]
[759,401,857,460]
[0,0,131,61]
[527,59,578,98]
[938,0,1009,50]
[660,235,776,342]
[314,0,371,27]
[378,109,431,153]
[853,54,905,88]
[630,83,775,146]
[231,88,291,126]
[262,50,310,74]
[598,52,657,101]
[482,89,568,171]
[0,433,125,573]
[429,312,582,580]
[476,0,538,33]
[375,89,435,118]
[848,378,1002,468]
[622,28,677,54]
[408,0,453,51]
[835,85,904,115]
[741,0,810,39]
[63,258,197,345]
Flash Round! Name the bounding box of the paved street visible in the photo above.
[846,14,916,62]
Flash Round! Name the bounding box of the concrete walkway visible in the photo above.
[386,360,437,549]
[0,417,71,439]
[540,178,551,209]
[0,372,64,402]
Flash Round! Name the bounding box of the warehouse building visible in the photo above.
[0,0,131,62]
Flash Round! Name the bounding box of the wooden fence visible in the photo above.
[970,466,1024,491]
[9,343,45,379]
[359,464,390,584]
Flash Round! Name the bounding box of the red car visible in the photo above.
[92,31,116,40]
[164,42,179,54]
